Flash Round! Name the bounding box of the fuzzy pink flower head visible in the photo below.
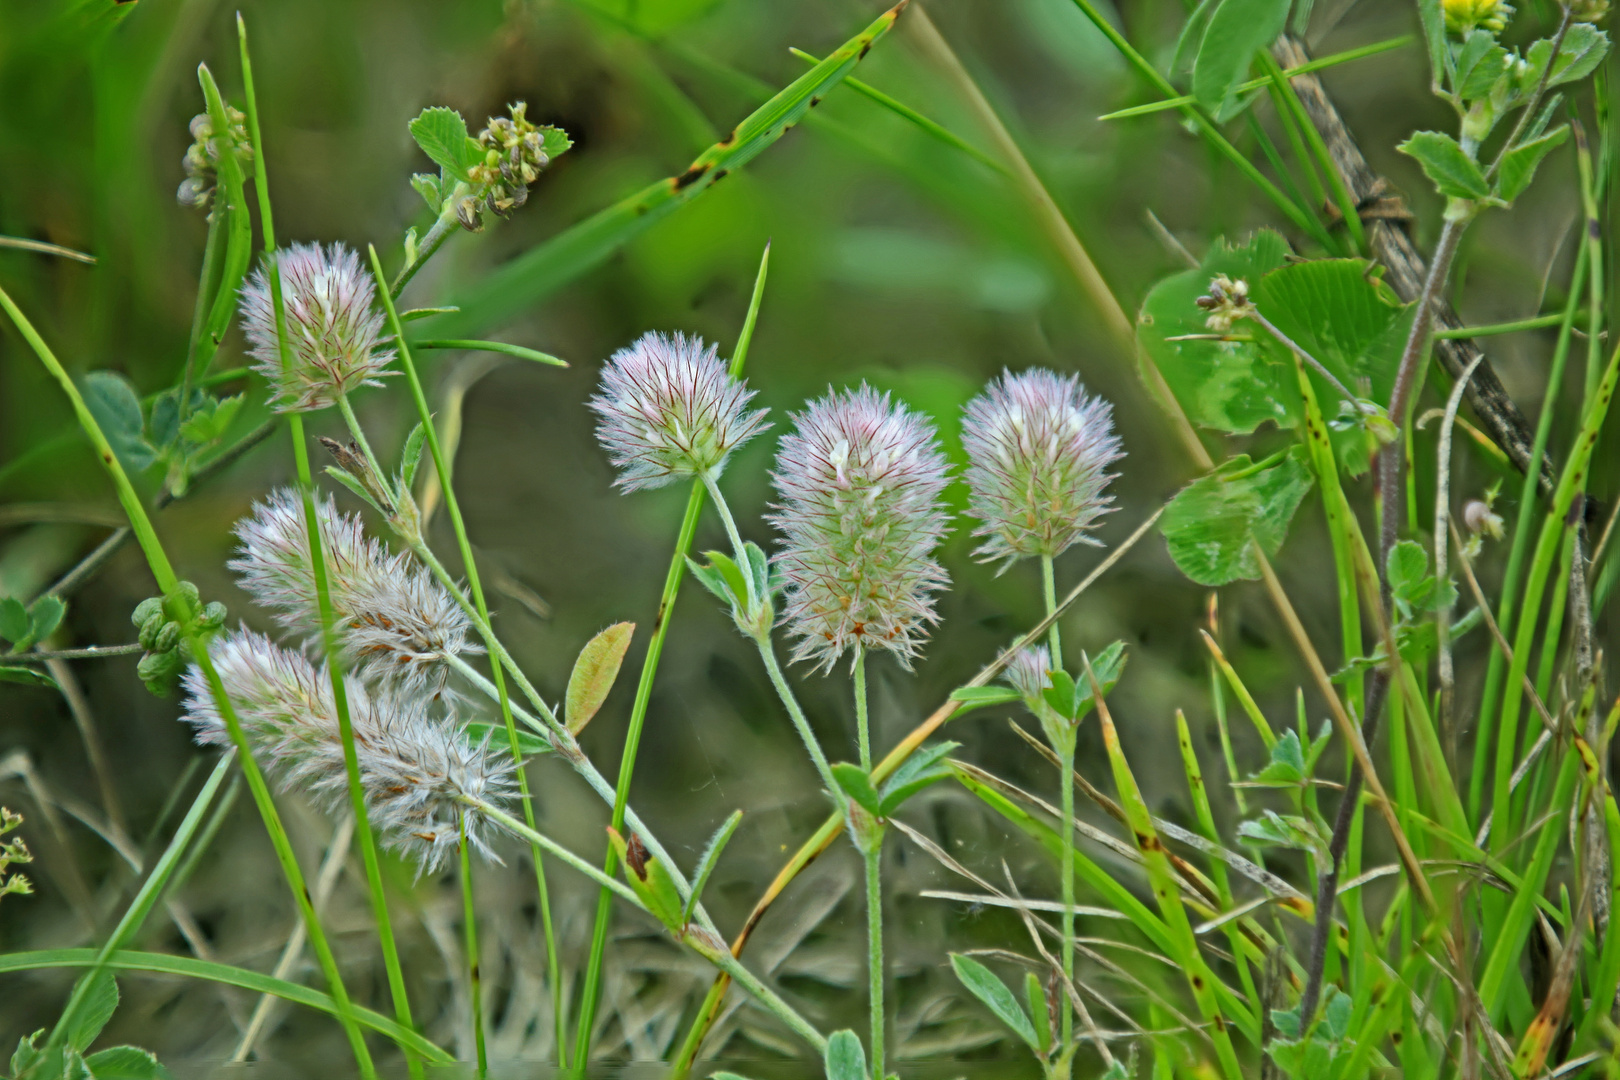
[961,368,1122,569]
[770,385,952,672]
[590,332,769,492]
[181,630,513,871]
[229,489,477,697]
[1002,643,1054,702]
[239,242,394,413]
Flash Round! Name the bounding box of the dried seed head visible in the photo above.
[1197,274,1251,334]
[230,489,478,695]
[770,385,952,672]
[961,369,1122,569]
[590,332,770,492]
[1002,644,1054,702]
[239,242,394,413]
[181,630,513,871]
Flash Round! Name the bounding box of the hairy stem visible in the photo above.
[460,816,486,1075]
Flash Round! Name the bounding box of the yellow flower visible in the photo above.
[1444,0,1513,35]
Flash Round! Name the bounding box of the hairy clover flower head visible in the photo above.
[181,630,513,871]
[961,369,1122,569]
[770,385,951,672]
[590,331,770,492]
[239,242,394,413]
[230,489,477,695]
[1003,644,1054,702]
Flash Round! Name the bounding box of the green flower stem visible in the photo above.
[178,204,226,421]
[1040,554,1062,665]
[336,394,390,496]
[576,482,707,1060]
[704,473,749,564]
[755,637,841,803]
[391,198,462,297]
[366,245,566,1067]
[459,794,828,1056]
[0,281,377,1074]
[460,816,486,1075]
[854,648,885,1080]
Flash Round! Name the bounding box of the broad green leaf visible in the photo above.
[83,1046,172,1080]
[1321,985,1353,1039]
[566,622,635,735]
[950,953,1040,1051]
[64,970,118,1052]
[948,685,1022,713]
[0,665,58,690]
[28,595,66,645]
[1252,258,1413,476]
[432,2,907,339]
[1137,230,1297,435]
[1191,0,1290,116]
[607,827,685,931]
[682,809,743,926]
[176,394,244,446]
[80,372,156,474]
[685,557,735,605]
[464,721,549,757]
[878,740,960,817]
[1398,131,1488,200]
[0,597,27,643]
[1042,669,1081,721]
[1160,450,1315,586]
[1386,540,1428,596]
[696,551,748,608]
[0,949,449,1063]
[1248,729,1306,785]
[1495,125,1570,204]
[1171,0,1220,76]
[1452,30,1507,101]
[824,1029,867,1080]
[831,762,882,818]
[409,107,478,180]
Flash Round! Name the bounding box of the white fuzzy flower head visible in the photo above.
[239,242,394,413]
[590,332,770,492]
[181,630,513,871]
[770,385,952,672]
[230,489,477,696]
[1002,644,1053,702]
[961,369,1122,569]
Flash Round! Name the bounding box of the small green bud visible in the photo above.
[137,648,182,690]
[165,581,201,622]
[198,602,228,631]
[131,597,164,632]
[153,621,181,655]
[137,609,168,651]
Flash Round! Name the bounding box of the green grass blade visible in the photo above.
[433,1,906,337]
[0,949,452,1063]
[411,339,567,366]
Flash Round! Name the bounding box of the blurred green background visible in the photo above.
[0,0,1598,1070]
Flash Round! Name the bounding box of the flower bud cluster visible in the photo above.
[1195,274,1252,334]
[770,386,951,672]
[1444,0,1513,35]
[177,108,252,211]
[239,242,394,413]
[961,369,1121,569]
[591,332,769,491]
[457,103,558,230]
[131,582,226,696]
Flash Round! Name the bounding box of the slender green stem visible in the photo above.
[854,648,872,773]
[366,245,564,1068]
[575,480,706,1063]
[756,637,841,800]
[179,207,226,421]
[391,206,460,297]
[460,815,486,1075]
[864,842,885,1080]
[1433,312,1567,338]
[1040,554,1062,665]
[1258,50,1366,253]
[0,281,375,1073]
[704,473,748,563]
[461,794,828,1055]
[336,394,390,496]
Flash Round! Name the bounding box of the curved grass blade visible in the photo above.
[0,949,451,1063]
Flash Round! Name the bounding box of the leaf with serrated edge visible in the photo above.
[1161,451,1315,586]
[566,622,634,735]
[1399,130,1488,200]
[1496,126,1569,204]
[83,1045,173,1080]
[409,107,475,180]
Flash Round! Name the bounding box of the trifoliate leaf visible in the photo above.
[1161,450,1315,586]
[409,108,477,180]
